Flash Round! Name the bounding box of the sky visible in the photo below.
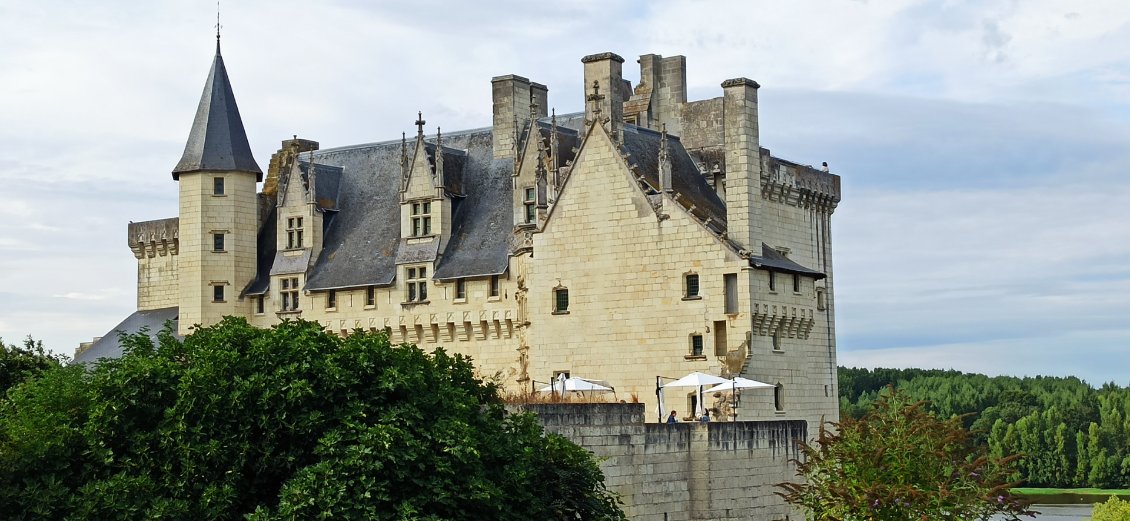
[1,0,1128,385]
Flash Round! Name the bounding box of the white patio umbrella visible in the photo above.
[703,377,774,393]
[537,377,613,393]
[662,372,728,418]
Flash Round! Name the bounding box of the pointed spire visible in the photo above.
[400,132,408,178]
[173,37,262,180]
[550,108,559,189]
[658,123,673,193]
[433,127,444,189]
[305,150,317,204]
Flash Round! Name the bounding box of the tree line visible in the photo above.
[840,366,1130,489]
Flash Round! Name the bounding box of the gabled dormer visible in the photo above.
[512,112,579,232]
[269,139,341,313]
[399,114,465,253]
[512,120,549,229]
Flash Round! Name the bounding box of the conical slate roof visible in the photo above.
[172,40,262,180]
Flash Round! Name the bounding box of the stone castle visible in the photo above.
[79,39,841,441]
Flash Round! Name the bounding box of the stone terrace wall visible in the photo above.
[512,403,806,521]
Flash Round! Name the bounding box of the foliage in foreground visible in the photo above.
[0,318,625,521]
[1089,496,1130,521]
[839,366,1130,489]
[0,336,66,399]
[778,389,1034,521]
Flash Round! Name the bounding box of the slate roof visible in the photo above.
[750,243,826,278]
[73,307,180,364]
[297,129,511,291]
[298,161,344,211]
[619,124,728,230]
[172,41,263,180]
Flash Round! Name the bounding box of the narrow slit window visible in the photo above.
[326,290,336,309]
[489,275,500,298]
[523,187,536,224]
[366,286,376,307]
[455,278,466,300]
[723,273,738,313]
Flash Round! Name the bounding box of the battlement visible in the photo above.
[128,217,179,258]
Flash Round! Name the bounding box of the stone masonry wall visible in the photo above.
[514,403,805,521]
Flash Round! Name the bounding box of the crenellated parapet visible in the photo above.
[759,150,841,213]
[128,218,180,259]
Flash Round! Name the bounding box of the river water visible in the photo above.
[993,504,1093,520]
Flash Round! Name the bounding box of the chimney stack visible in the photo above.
[581,52,625,137]
[721,77,761,251]
[492,74,532,159]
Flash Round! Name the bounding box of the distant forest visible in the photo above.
[839,367,1130,489]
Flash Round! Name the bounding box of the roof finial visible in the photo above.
[415,111,426,138]
[215,1,222,53]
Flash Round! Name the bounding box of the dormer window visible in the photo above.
[280,277,300,311]
[406,266,428,303]
[411,202,432,237]
[286,217,304,249]
[523,187,536,224]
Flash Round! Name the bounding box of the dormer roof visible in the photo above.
[172,41,262,180]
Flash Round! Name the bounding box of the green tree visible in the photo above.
[0,318,625,520]
[778,389,1032,521]
[0,336,66,398]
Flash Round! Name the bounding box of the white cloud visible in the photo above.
[0,1,1127,378]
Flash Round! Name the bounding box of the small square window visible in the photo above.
[213,233,225,252]
[553,288,569,314]
[213,177,225,195]
[455,278,466,300]
[326,290,337,309]
[489,275,500,298]
[366,286,376,307]
[684,273,700,298]
[690,334,703,357]
[212,285,225,302]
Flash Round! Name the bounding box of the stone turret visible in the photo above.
[173,37,260,334]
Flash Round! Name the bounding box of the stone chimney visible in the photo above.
[492,75,532,159]
[530,82,548,120]
[637,54,687,134]
[582,52,625,137]
[721,77,761,252]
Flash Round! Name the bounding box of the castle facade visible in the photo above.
[79,41,842,429]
